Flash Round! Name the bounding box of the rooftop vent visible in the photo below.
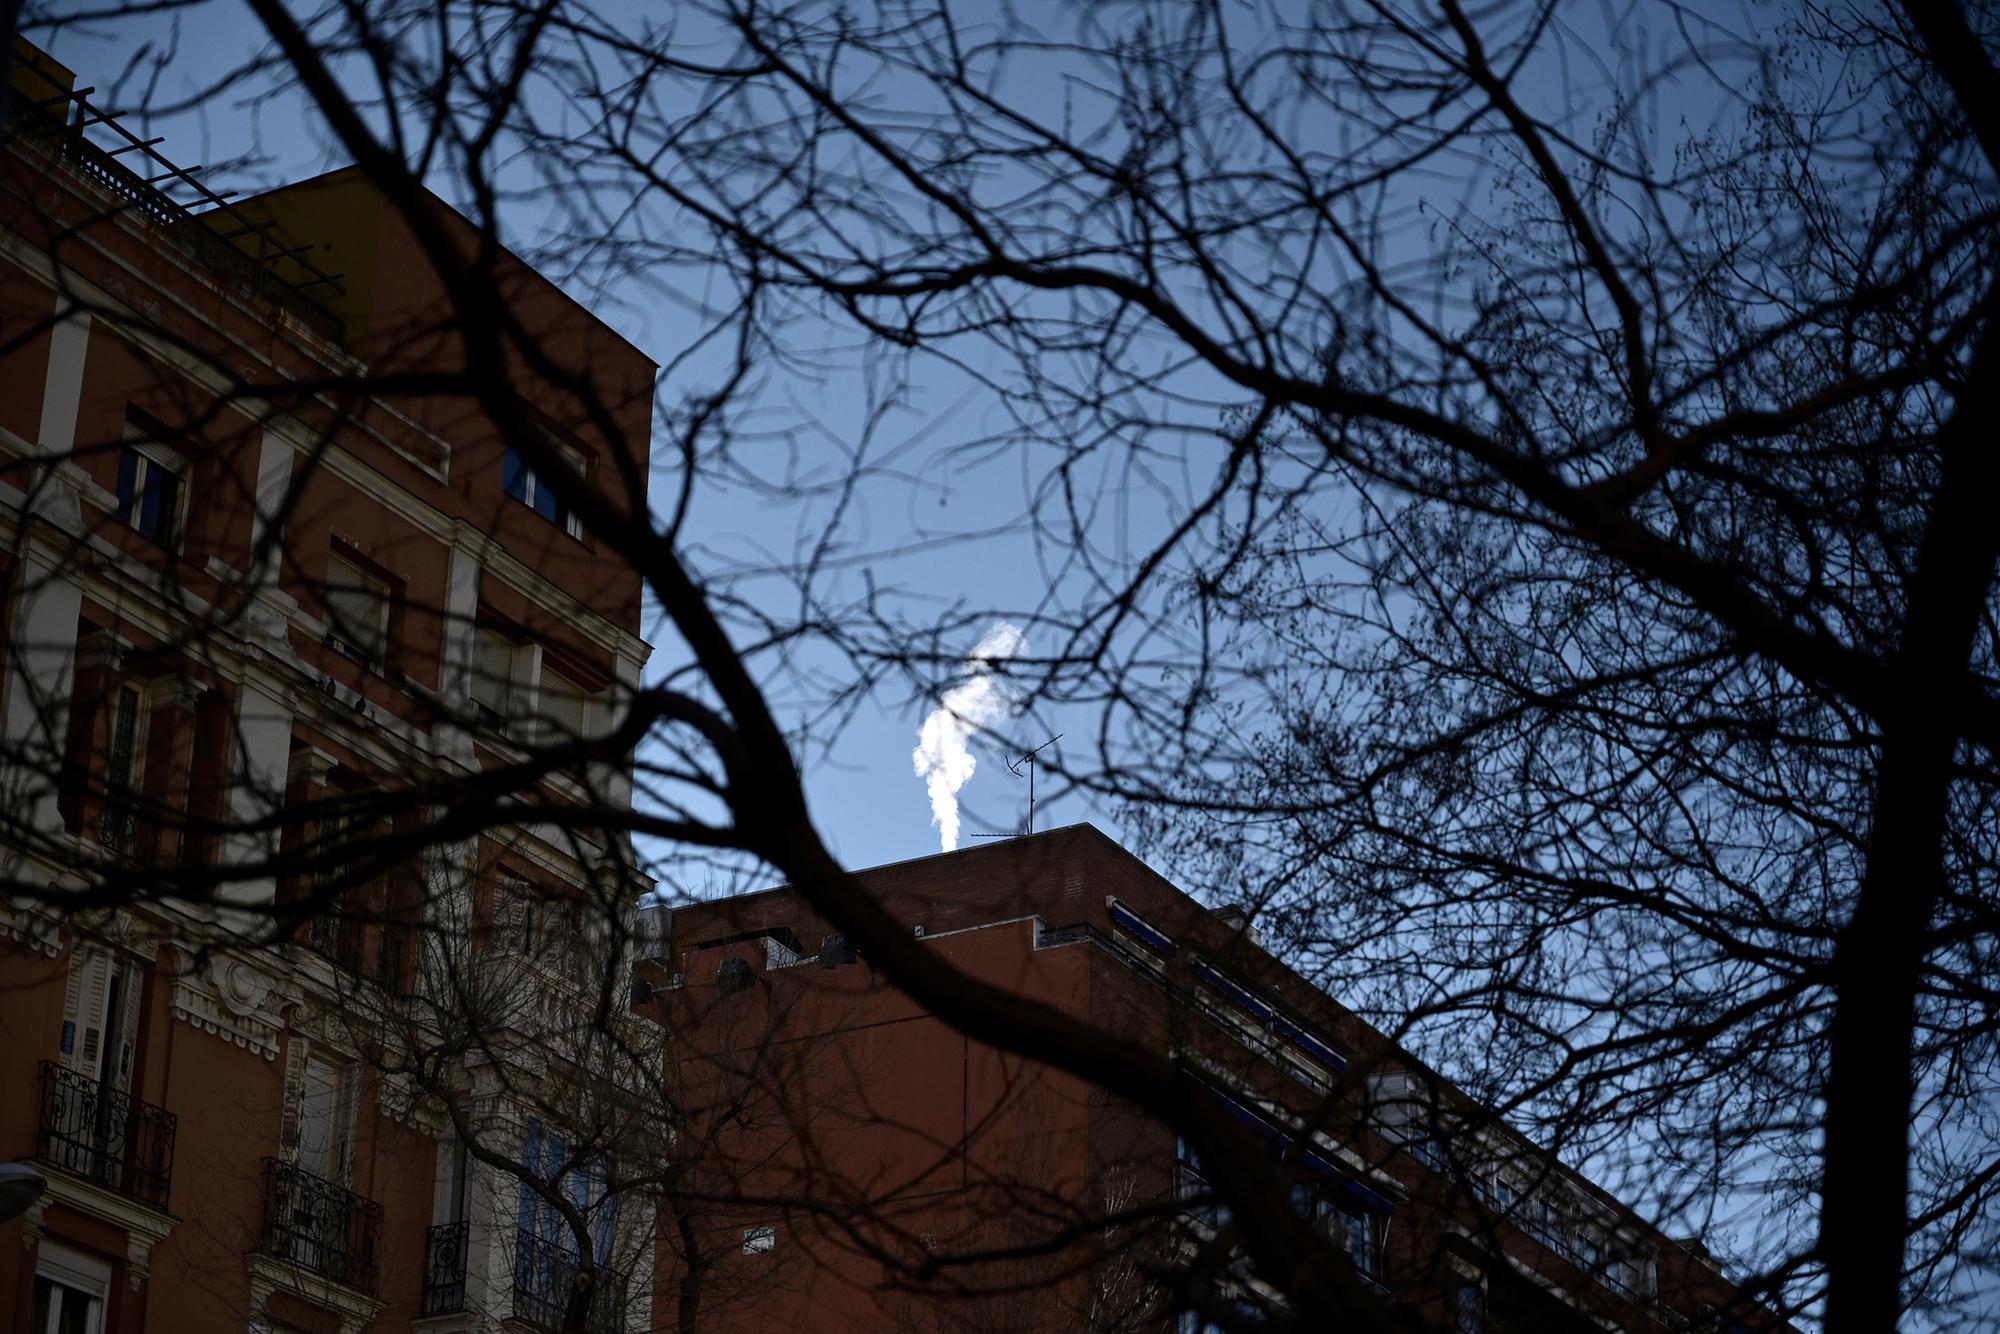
[819,933,857,967]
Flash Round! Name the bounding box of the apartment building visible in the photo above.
[0,40,657,1334]
[641,825,1789,1333]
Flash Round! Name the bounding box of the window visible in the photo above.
[498,876,595,984]
[33,1242,110,1334]
[1453,1283,1485,1333]
[295,1054,357,1183]
[470,628,516,723]
[306,801,371,971]
[538,664,591,741]
[114,438,182,546]
[503,443,583,539]
[1339,1205,1378,1277]
[517,1119,614,1264]
[497,875,540,957]
[323,554,390,669]
[98,683,143,854]
[436,1110,471,1227]
[59,946,143,1091]
[1290,1179,1380,1279]
[742,1225,775,1255]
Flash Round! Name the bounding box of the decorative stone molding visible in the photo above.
[0,893,64,956]
[171,953,286,1060]
[247,1251,387,1334]
[71,906,166,964]
[30,1165,177,1289]
[20,1195,45,1248]
[373,1067,449,1137]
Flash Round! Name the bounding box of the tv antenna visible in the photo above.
[971,734,1064,839]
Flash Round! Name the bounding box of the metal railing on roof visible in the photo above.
[10,83,347,341]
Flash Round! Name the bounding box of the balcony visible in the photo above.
[512,1227,628,1334]
[305,910,366,975]
[35,1061,176,1209]
[423,1221,469,1315]
[260,1158,383,1293]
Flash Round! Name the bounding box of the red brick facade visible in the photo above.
[646,826,1788,1333]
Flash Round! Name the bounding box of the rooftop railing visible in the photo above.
[11,83,345,341]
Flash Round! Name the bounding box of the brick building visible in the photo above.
[0,39,657,1334]
[644,825,1788,1333]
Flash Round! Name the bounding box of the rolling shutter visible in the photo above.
[471,629,514,716]
[325,555,388,664]
[538,665,588,741]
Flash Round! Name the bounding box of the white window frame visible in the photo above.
[504,441,585,540]
[61,946,144,1091]
[34,1240,111,1334]
[435,1106,472,1227]
[114,423,188,551]
[293,1052,359,1184]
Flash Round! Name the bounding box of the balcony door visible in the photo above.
[61,947,142,1092]
[288,1056,357,1277]
[52,947,144,1191]
[514,1119,615,1327]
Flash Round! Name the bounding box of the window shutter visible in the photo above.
[279,1036,309,1162]
[538,666,588,741]
[471,630,514,715]
[61,949,113,1078]
[114,961,144,1089]
[105,685,141,789]
[325,555,388,664]
[333,1062,360,1181]
[298,1055,339,1177]
[100,686,143,851]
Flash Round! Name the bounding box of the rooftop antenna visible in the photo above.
[971,734,1064,839]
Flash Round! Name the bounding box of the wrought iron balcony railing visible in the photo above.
[512,1227,628,1334]
[35,1061,176,1209]
[423,1220,470,1314]
[260,1158,383,1293]
[305,910,366,974]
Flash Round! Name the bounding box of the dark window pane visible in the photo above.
[115,447,138,523]
[504,445,529,501]
[138,466,174,541]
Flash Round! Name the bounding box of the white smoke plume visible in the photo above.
[912,622,1028,852]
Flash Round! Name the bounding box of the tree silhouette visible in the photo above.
[9,0,1997,1329]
